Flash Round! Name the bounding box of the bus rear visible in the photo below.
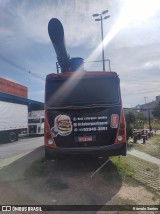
[44,71,126,160]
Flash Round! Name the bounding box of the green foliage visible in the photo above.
[135,112,147,121]
[134,120,144,129]
[126,124,132,140]
[125,111,135,139]
[151,119,160,133]
[110,156,134,177]
[125,111,135,124]
[125,111,147,137]
[131,112,149,129]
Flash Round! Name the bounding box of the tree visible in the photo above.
[151,119,160,134]
[152,102,160,119]
[133,111,149,129]
[135,112,146,121]
[125,111,136,139]
[125,111,135,124]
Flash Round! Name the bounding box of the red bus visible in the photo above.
[44,18,126,160]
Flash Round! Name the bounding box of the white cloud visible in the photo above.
[1,0,160,49]
[142,60,160,69]
[0,0,160,106]
[0,0,117,48]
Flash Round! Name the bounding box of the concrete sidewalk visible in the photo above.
[128,148,160,165]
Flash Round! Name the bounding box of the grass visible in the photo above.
[109,155,160,194]
[109,156,134,178]
[128,134,160,158]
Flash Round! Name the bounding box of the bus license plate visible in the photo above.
[78,136,93,142]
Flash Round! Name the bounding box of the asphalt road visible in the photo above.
[0,136,44,160]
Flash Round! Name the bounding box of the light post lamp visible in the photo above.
[144,97,147,105]
[144,97,151,131]
[93,10,110,71]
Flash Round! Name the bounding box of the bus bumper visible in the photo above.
[45,143,127,159]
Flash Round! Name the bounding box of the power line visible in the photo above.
[122,79,160,83]
[0,54,45,81]
[122,89,160,96]
[124,86,159,92]
[1,54,159,95]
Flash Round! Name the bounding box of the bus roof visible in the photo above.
[46,71,118,80]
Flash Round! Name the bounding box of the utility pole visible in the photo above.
[144,97,151,131]
[144,97,147,105]
[148,108,151,131]
[93,10,110,71]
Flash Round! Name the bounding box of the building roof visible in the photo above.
[0,92,44,111]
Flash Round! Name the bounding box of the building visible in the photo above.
[0,77,44,113]
[0,92,44,113]
[0,77,28,98]
[135,96,160,118]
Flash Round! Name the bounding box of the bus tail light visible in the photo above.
[115,111,126,144]
[111,114,119,128]
[44,118,56,148]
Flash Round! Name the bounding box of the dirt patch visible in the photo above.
[98,183,159,214]
[115,183,159,205]
[0,148,159,214]
[24,156,122,205]
[25,155,160,206]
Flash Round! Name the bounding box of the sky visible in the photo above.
[0,0,160,107]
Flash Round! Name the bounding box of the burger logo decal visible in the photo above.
[51,115,72,137]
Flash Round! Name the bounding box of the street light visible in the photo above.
[144,97,147,105]
[92,10,110,71]
[144,97,151,131]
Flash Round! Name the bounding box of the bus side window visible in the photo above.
[42,118,44,123]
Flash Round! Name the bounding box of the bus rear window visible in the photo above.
[46,75,120,108]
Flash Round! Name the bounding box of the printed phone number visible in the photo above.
[74,127,108,132]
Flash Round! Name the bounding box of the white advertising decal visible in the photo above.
[73,116,108,133]
[51,115,72,137]
[51,115,108,137]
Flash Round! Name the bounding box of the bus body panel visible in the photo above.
[45,143,126,159]
[44,72,126,158]
[47,107,120,147]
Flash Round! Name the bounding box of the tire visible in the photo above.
[9,131,17,143]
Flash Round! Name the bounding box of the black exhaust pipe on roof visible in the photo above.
[48,18,84,73]
[48,18,70,72]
